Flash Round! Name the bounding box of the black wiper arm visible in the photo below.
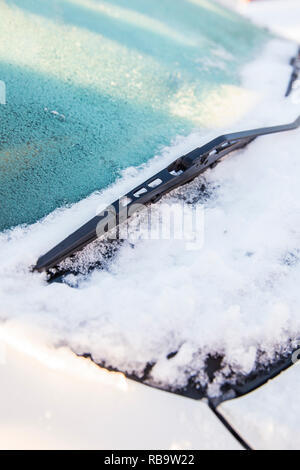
[286,46,300,97]
[34,115,300,273]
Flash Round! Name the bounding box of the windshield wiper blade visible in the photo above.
[286,46,300,97]
[34,116,300,273]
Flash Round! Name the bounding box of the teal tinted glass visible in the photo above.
[0,0,268,231]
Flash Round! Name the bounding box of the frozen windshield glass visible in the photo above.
[0,0,267,230]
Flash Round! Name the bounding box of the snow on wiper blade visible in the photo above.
[34,116,300,274]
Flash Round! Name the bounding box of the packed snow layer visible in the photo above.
[0,0,266,231]
[219,363,300,450]
[0,325,241,450]
[1,35,300,397]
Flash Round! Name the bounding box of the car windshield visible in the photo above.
[0,0,267,230]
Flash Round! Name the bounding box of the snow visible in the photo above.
[1,0,300,449]
[0,324,241,450]
[218,0,300,43]
[218,363,300,449]
[1,0,300,401]
[1,35,300,397]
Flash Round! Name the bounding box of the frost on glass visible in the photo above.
[0,0,268,231]
[0,81,5,105]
